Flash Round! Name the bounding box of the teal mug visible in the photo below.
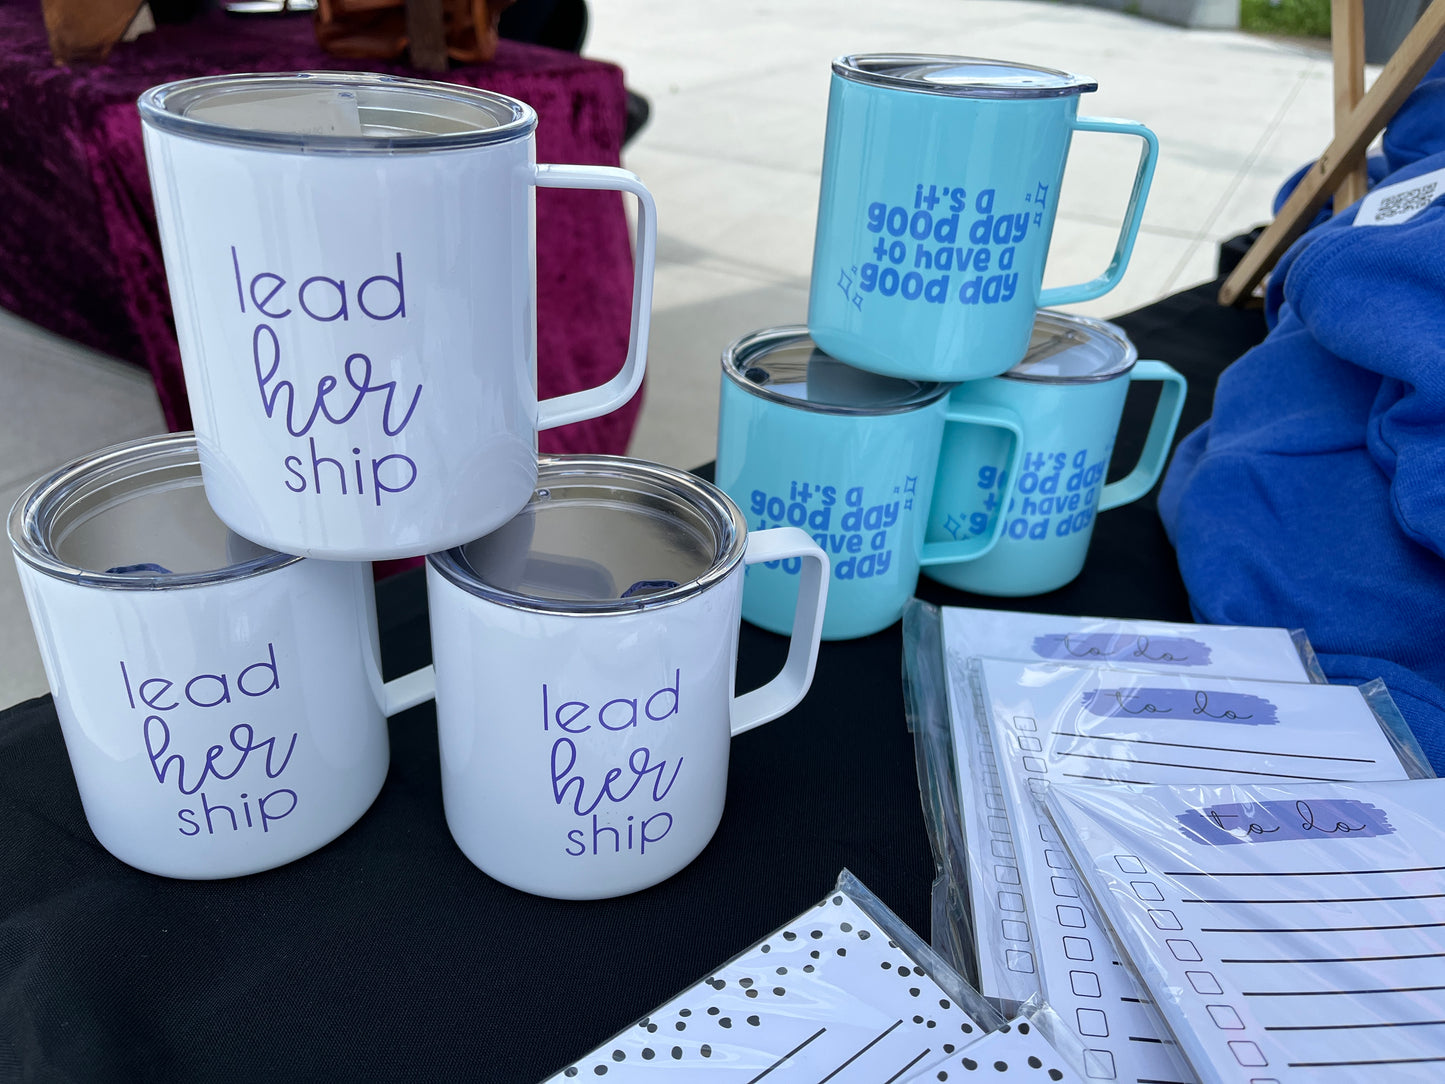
[924,311,1186,596]
[808,53,1158,382]
[715,327,1022,640]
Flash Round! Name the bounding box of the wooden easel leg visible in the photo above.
[1219,0,1445,306]
[1332,0,1369,209]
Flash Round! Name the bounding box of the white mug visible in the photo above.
[425,456,829,899]
[139,72,657,560]
[8,434,435,879]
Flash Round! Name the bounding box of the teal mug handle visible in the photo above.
[919,403,1025,566]
[1098,360,1187,512]
[1037,116,1159,307]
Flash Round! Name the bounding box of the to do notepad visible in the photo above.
[939,609,1315,685]
[975,661,1422,1084]
[1046,778,1445,1084]
[939,609,1317,1005]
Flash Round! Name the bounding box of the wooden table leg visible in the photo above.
[405,0,447,71]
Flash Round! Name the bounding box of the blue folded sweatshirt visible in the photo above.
[1159,57,1445,771]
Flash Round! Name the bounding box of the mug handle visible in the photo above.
[731,528,829,737]
[1097,360,1188,512]
[533,164,658,430]
[383,665,436,716]
[1037,117,1159,307]
[918,403,1026,566]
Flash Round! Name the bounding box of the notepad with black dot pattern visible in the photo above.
[545,886,987,1081]
[903,1017,1082,1083]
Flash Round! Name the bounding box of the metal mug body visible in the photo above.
[427,561,741,899]
[717,373,948,640]
[140,72,655,560]
[808,55,1157,382]
[715,327,1021,640]
[425,455,828,899]
[925,360,1185,596]
[10,435,391,879]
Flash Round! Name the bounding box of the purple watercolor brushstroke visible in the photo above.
[1032,632,1212,667]
[1176,800,1395,845]
[1080,688,1278,726]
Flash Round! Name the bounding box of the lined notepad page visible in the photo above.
[1047,779,1445,1084]
[939,608,1314,1005]
[940,610,1313,683]
[976,661,1417,1084]
[545,888,988,1082]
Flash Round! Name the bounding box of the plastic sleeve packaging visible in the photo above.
[969,659,1435,797]
[902,600,997,998]
[904,600,1434,1084]
[903,602,1412,1011]
[937,604,1326,684]
[902,1003,1094,1083]
[972,655,1432,1084]
[1290,627,1328,684]
[1044,778,1445,1084]
[1359,676,1435,779]
[971,662,1199,1084]
[542,867,1005,1081]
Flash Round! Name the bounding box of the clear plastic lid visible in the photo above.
[1002,310,1137,384]
[722,326,953,415]
[428,456,748,615]
[8,433,297,591]
[138,71,536,153]
[833,54,1096,99]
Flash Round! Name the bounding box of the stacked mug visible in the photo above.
[715,53,1187,639]
[9,72,830,898]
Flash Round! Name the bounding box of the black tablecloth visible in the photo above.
[0,280,1266,1082]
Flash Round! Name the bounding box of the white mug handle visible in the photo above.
[532,164,657,430]
[383,664,436,717]
[730,527,829,737]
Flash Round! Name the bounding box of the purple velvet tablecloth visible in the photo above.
[0,4,642,456]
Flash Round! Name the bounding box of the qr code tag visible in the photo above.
[1355,166,1445,227]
